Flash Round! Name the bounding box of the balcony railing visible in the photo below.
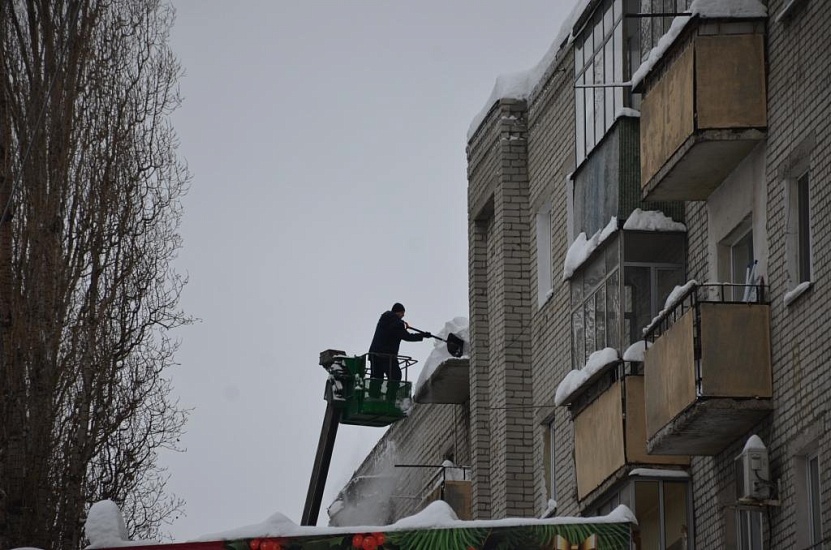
[418,464,472,520]
[638,19,767,201]
[643,283,772,455]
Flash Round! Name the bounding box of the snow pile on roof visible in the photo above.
[743,434,767,451]
[84,500,150,548]
[632,0,767,89]
[563,217,618,280]
[392,500,460,529]
[414,317,469,394]
[554,347,620,406]
[194,512,299,541]
[623,208,686,232]
[467,0,591,140]
[622,340,650,362]
[642,280,698,335]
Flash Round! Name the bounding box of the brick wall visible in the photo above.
[525,48,579,518]
[467,98,536,518]
[688,2,831,546]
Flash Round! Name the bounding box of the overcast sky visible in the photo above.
[162,0,570,541]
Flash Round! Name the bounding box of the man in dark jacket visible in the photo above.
[368,303,428,399]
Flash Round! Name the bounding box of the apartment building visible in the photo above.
[331,0,828,548]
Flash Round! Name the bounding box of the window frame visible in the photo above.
[806,450,822,547]
[785,168,813,294]
[588,476,692,548]
[736,507,764,550]
[796,171,812,284]
[536,204,554,307]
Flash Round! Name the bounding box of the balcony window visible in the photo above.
[571,231,684,370]
[590,477,691,549]
[575,0,627,165]
[575,0,694,166]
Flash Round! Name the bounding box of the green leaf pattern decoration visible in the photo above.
[218,521,630,550]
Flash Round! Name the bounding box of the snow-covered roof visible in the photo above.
[554,347,620,406]
[414,317,470,396]
[466,0,592,141]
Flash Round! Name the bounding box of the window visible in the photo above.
[574,0,626,164]
[536,205,553,306]
[590,477,690,548]
[570,231,684,369]
[548,419,558,501]
[718,218,756,302]
[796,172,812,283]
[623,231,685,345]
[736,509,763,550]
[807,451,823,547]
[786,170,812,290]
[793,441,823,549]
[574,0,693,165]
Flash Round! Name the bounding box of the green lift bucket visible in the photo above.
[337,355,413,427]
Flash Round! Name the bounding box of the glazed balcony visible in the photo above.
[643,284,773,456]
[638,19,767,201]
[559,361,688,501]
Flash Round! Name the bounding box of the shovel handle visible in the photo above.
[408,326,446,342]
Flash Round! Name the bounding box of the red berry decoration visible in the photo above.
[373,532,386,545]
[249,539,261,550]
[352,533,365,548]
[362,535,378,550]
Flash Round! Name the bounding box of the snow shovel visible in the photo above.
[408,326,464,358]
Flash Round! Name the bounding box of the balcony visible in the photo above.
[638,19,767,201]
[643,284,773,456]
[420,465,472,520]
[413,357,469,404]
[559,361,688,501]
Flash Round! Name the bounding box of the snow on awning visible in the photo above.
[86,499,637,549]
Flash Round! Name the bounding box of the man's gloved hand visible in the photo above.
[423,332,432,338]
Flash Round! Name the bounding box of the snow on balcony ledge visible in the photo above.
[563,217,618,281]
[622,208,686,232]
[554,347,620,406]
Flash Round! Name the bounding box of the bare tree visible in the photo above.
[0,1,191,547]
